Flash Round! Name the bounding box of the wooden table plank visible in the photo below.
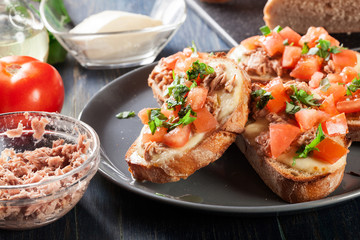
[2,1,360,239]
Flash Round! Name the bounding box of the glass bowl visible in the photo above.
[39,0,186,69]
[0,111,100,230]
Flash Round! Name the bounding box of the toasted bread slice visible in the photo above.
[126,54,250,183]
[228,29,360,142]
[236,119,349,203]
[263,0,360,34]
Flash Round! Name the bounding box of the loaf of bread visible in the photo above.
[264,0,360,33]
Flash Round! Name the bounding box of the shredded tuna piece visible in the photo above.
[5,123,23,138]
[31,117,50,140]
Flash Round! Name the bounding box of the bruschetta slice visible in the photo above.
[237,77,350,203]
[227,26,360,83]
[125,49,250,183]
[228,26,360,141]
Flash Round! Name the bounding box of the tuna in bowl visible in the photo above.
[0,111,100,230]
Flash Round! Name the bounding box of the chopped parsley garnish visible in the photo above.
[251,89,274,110]
[168,107,197,131]
[283,39,294,46]
[306,39,345,61]
[293,124,325,165]
[115,111,136,119]
[273,25,283,33]
[166,84,190,108]
[285,101,301,114]
[290,85,320,107]
[346,74,360,96]
[301,42,310,54]
[259,25,271,36]
[186,60,214,81]
[190,40,198,54]
[148,109,168,134]
[259,25,282,36]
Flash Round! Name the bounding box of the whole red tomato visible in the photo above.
[0,56,64,113]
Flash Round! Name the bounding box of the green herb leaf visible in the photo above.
[251,89,274,109]
[301,42,310,54]
[291,85,320,107]
[306,39,344,61]
[346,74,360,96]
[40,0,71,64]
[116,111,136,119]
[148,109,168,134]
[294,124,325,163]
[259,25,271,36]
[166,85,189,108]
[190,40,198,54]
[273,25,283,33]
[170,108,196,130]
[186,60,214,81]
[285,101,301,114]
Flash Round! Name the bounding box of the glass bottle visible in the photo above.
[0,0,49,62]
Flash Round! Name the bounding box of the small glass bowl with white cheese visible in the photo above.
[39,0,186,69]
[0,111,100,230]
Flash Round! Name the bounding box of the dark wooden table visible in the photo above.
[2,0,360,239]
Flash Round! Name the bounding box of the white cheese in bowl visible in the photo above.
[69,11,163,61]
[70,11,162,33]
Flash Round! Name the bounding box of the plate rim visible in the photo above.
[79,62,360,215]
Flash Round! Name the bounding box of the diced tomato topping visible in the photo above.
[327,73,343,84]
[186,86,208,110]
[269,123,301,158]
[163,125,191,148]
[259,32,285,57]
[340,67,359,83]
[192,107,218,133]
[337,99,360,113]
[299,27,329,48]
[290,55,323,80]
[295,109,329,131]
[320,94,339,116]
[322,113,348,136]
[138,108,151,124]
[174,55,199,74]
[241,35,261,50]
[317,83,347,103]
[265,78,290,113]
[163,52,183,70]
[182,48,193,57]
[141,125,167,144]
[161,104,180,118]
[279,27,301,46]
[311,138,348,164]
[321,34,340,47]
[331,49,358,70]
[309,72,324,89]
[282,46,302,69]
[184,80,193,88]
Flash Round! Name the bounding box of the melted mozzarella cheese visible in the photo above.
[243,120,346,174]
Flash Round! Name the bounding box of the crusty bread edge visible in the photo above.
[347,119,360,142]
[235,134,346,203]
[126,130,237,183]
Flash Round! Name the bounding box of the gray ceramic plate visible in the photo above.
[79,62,360,215]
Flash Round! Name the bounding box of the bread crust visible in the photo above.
[264,0,360,34]
[126,130,236,183]
[236,134,347,203]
